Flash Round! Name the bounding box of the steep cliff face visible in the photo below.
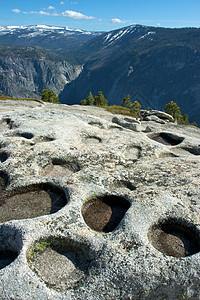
[60,26,200,124]
[0,56,82,98]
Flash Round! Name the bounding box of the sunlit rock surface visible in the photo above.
[0,100,200,299]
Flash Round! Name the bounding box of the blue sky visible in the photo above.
[1,0,200,31]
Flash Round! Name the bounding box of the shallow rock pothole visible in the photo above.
[0,183,68,223]
[148,219,200,257]
[27,237,94,291]
[82,195,130,232]
[40,158,81,177]
[123,146,142,161]
[18,132,34,139]
[83,136,102,144]
[148,133,184,146]
[109,180,136,191]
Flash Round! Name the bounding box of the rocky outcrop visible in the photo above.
[0,57,82,98]
[140,109,174,122]
[0,100,200,299]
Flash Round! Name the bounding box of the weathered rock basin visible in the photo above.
[82,195,130,232]
[0,100,200,299]
[0,178,68,223]
[148,218,200,257]
[148,132,184,146]
[27,237,96,292]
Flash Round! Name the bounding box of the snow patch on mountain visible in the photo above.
[103,25,143,46]
[139,31,156,40]
[0,25,100,37]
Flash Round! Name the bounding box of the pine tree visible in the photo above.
[87,91,94,105]
[132,101,142,117]
[41,89,59,103]
[122,94,132,108]
[165,101,181,119]
[80,92,94,105]
[94,91,108,106]
[80,99,87,105]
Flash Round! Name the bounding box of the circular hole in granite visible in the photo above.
[148,219,200,257]
[148,133,184,146]
[0,151,9,163]
[124,146,142,161]
[109,180,136,191]
[0,183,68,223]
[82,195,130,233]
[40,158,81,177]
[84,136,102,144]
[27,237,94,291]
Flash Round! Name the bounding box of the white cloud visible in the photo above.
[62,10,94,19]
[157,23,161,26]
[111,18,126,24]
[70,1,78,4]
[39,11,51,15]
[12,9,21,13]
[20,8,94,20]
[48,6,55,10]
[60,1,65,4]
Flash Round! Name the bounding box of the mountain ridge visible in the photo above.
[0,24,200,123]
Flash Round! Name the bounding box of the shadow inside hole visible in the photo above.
[0,152,9,163]
[17,132,34,139]
[52,158,80,172]
[110,180,136,191]
[149,133,184,146]
[54,246,90,272]
[0,183,68,223]
[5,118,14,129]
[0,171,9,192]
[148,219,200,257]
[40,158,81,177]
[42,184,68,214]
[182,147,200,156]
[82,195,130,233]
[0,251,18,270]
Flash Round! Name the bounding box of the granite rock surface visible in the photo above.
[0,100,200,299]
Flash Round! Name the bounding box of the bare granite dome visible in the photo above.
[0,100,200,299]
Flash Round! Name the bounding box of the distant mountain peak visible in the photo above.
[0,25,102,36]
